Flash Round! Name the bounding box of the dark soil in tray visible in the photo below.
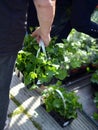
[91,82,98,92]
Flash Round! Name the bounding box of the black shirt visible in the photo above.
[0,0,28,55]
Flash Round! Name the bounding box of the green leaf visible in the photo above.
[29,84,38,90]
[53,99,62,108]
[29,72,37,79]
[93,113,98,120]
[56,68,68,80]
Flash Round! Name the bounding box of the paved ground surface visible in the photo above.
[8,72,98,130]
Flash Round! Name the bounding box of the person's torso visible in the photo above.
[0,0,28,55]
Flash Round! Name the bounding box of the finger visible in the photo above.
[31,31,37,37]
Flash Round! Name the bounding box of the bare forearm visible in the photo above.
[34,0,56,37]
